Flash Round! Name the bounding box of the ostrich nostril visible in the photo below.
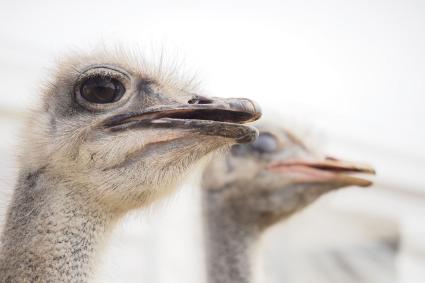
[188,95,214,104]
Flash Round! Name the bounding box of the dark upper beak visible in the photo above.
[267,157,376,187]
[102,96,262,143]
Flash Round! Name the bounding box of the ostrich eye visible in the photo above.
[251,133,278,153]
[80,76,125,104]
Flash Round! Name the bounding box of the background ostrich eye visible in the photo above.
[251,133,278,153]
[230,144,250,156]
[80,76,125,104]
[231,133,278,156]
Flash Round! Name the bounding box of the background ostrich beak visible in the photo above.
[266,157,376,187]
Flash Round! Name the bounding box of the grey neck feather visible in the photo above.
[203,192,260,283]
[0,169,115,282]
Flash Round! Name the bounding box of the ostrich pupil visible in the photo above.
[81,76,125,104]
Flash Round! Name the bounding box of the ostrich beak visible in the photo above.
[266,157,376,187]
[102,97,262,143]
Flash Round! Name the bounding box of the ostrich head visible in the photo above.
[22,51,261,210]
[202,123,375,229]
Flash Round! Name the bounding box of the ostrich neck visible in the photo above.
[0,168,116,282]
[203,193,260,283]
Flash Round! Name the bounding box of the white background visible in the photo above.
[0,0,424,282]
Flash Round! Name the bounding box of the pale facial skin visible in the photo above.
[202,123,375,230]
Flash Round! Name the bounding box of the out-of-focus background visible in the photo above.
[0,0,424,282]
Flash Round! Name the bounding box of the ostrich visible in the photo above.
[202,123,375,283]
[0,51,261,282]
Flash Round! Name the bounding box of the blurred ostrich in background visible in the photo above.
[202,122,377,283]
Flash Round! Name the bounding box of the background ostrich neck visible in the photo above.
[0,168,115,282]
[203,193,260,283]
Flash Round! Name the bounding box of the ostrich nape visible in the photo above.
[0,51,261,282]
[202,122,375,283]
